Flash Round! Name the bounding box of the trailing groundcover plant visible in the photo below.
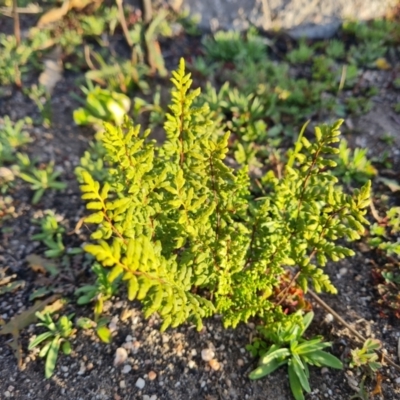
[77,59,370,392]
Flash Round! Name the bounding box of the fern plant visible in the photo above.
[77,59,370,334]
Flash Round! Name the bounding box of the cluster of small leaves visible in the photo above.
[19,160,67,204]
[78,59,371,335]
[73,81,131,128]
[75,263,119,319]
[332,139,377,185]
[369,207,400,257]
[249,312,342,400]
[0,116,31,166]
[202,27,267,63]
[28,312,75,378]
[349,338,382,373]
[32,211,66,258]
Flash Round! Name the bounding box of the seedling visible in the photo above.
[28,312,75,378]
[0,116,31,165]
[19,160,67,204]
[333,139,376,185]
[249,312,343,400]
[349,339,382,373]
[73,81,131,127]
[32,211,66,258]
[75,263,119,319]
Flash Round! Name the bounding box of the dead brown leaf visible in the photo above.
[36,0,70,27]
[37,0,103,27]
[371,372,382,396]
[0,295,61,368]
[26,254,60,277]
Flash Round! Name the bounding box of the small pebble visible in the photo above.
[209,359,221,371]
[395,377,400,385]
[237,359,244,367]
[324,313,334,324]
[136,377,146,389]
[125,335,133,342]
[321,367,329,374]
[188,360,196,369]
[114,348,128,366]
[4,391,10,398]
[77,362,86,375]
[119,380,126,389]
[201,349,215,362]
[148,371,157,381]
[122,365,132,374]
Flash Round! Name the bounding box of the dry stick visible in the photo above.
[116,0,133,47]
[141,0,153,24]
[370,197,384,223]
[12,0,20,46]
[308,289,400,372]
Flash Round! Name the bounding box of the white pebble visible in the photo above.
[188,360,196,369]
[114,347,128,366]
[395,377,400,385]
[201,349,215,362]
[119,380,126,389]
[122,365,132,374]
[136,377,146,389]
[125,335,133,342]
[324,313,334,323]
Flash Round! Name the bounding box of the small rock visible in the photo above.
[150,396,157,400]
[122,365,132,374]
[339,267,348,276]
[125,335,133,342]
[148,371,157,381]
[135,377,146,390]
[61,366,68,372]
[395,377,400,385]
[77,362,86,375]
[321,367,329,374]
[324,313,334,324]
[4,391,10,398]
[209,359,221,371]
[188,360,196,369]
[201,349,215,362]
[119,380,126,389]
[109,316,119,332]
[114,348,128,366]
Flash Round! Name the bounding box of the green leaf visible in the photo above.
[306,350,343,369]
[97,326,112,343]
[259,348,291,365]
[28,331,54,350]
[292,355,311,393]
[45,337,60,378]
[249,358,288,380]
[84,211,104,224]
[300,311,314,336]
[61,340,72,355]
[288,360,305,400]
